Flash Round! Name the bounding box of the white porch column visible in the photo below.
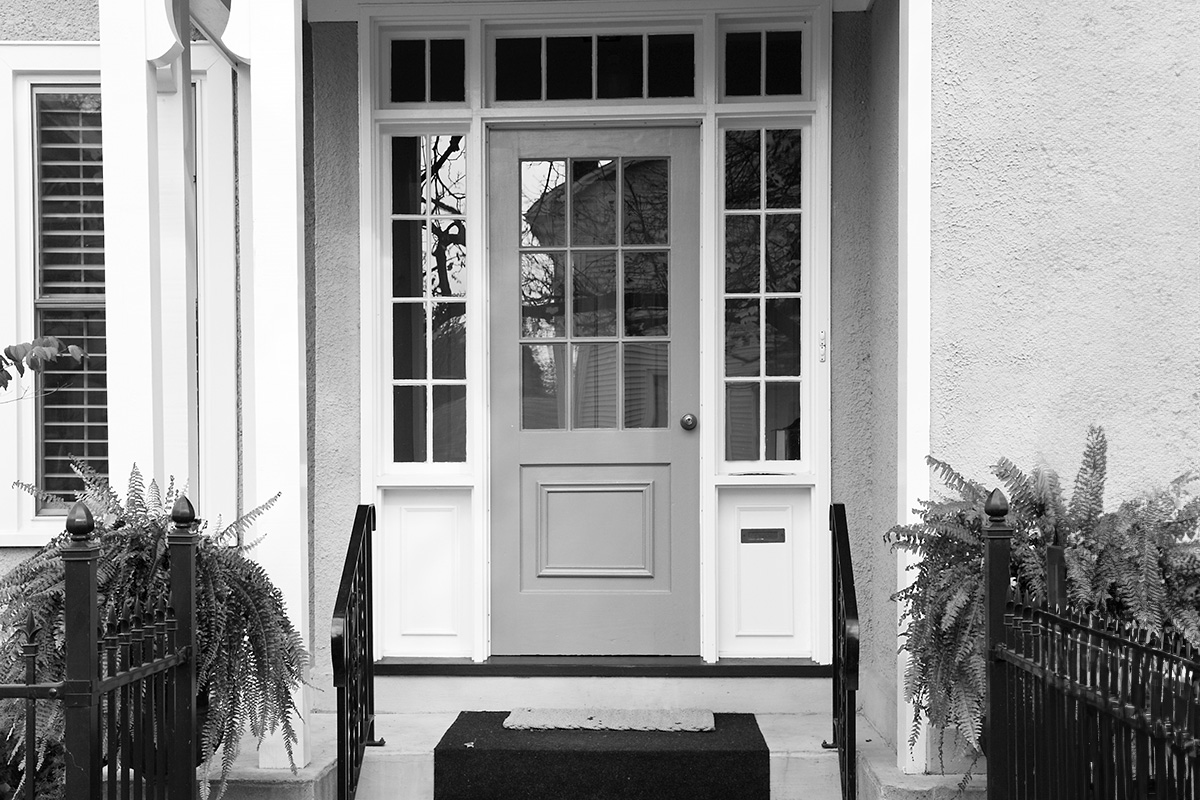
[897,0,932,774]
[99,0,166,486]
[241,0,312,769]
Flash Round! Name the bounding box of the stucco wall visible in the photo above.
[306,22,361,706]
[830,0,901,750]
[930,2,1200,501]
[0,0,98,40]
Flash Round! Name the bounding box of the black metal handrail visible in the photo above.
[822,503,860,800]
[332,504,383,800]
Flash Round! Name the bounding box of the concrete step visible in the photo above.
[375,675,831,715]
[359,711,842,800]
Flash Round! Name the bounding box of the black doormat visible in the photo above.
[434,711,769,800]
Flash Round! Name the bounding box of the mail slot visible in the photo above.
[740,527,786,544]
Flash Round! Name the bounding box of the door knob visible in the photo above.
[680,413,698,431]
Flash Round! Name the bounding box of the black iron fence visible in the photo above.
[822,503,860,800]
[0,496,198,800]
[332,504,383,800]
[985,488,1200,799]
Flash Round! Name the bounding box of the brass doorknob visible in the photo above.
[680,413,698,431]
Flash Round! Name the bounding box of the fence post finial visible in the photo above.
[65,502,94,541]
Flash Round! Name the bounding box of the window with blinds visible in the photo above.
[34,89,108,508]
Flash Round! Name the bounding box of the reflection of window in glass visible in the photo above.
[34,89,108,509]
[495,34,695,102]
[390,134,467,462]
[722,128,802,462]
[518,157,670,430]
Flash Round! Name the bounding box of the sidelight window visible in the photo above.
[722,127,802,462]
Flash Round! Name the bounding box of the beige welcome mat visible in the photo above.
[503,708,715,732]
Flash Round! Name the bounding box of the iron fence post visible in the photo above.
[169,495,199,800]
[984,488,1012,800]
[62,502,101,800]
[1046,544,1067,610]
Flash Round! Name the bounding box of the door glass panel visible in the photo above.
[765,298,801,376]
[724,215,759,293]
[624,343,668,428]
[765,214,800,293]
[428,219,467,296]
[433,385,467,461]
[766,384,801,461]
[725,383,759,460]
[622,159,669,245]
[572,252,617,337]
[725,299,759,377]
[394,385,426,461]
[393,302,426,379]
[392,137,421,214]
[624,252,669,337]
[392,220,424,297]
[572,343,618,429]
[522,344,566,429]
[724,130,761,209]
[428,135,467,215]
[521,252,566,337]
[432,302,466,379]
[571,160,617,246]
[765,129,801,209]
[521,160,567,247]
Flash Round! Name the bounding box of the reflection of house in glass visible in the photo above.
[517,158,670,432]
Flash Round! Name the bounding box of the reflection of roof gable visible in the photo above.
[525,159,663,247]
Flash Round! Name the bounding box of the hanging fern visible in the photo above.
[0,461,308,800]
[888,424,1200,780]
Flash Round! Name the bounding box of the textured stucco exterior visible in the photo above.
[0,0,98,41]
[930,2,1200,502]
[830,0,901,751]
[306,22,361,705]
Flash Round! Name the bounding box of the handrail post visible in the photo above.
[62,502,101,800]
[168,495,199,800]
[984,489,1012,800]
[364,505,378,746]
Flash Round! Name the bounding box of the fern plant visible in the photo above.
[0,462,308,800]
[888,425,1200,772]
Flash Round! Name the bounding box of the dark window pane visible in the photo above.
[572,252,617,337]
[428,135,467,216]
[648,34,694,98]
[393,302,426,379]
[432,302,466,379]
[766,129,802,209]
[725,298,760,377]
[433,385,467,461]
[724,215,760,293]
[393,385,426,462]
[392,136,421,215]
[765,214,801,293]
[622,158,668,245]
[624,251,669,337]
[725,383,759,460]
[624,342,668,428]
[547,36,593,100]
[572,343,617,429]
[391,40,426,103]
[725,129,760,209]
[429,39,466,102]
[521,253,567,337]
[521,160,567,247]
[428,219,467,296]
[571,160,616,246]
[597,35,642,99]
[392,220,424,297]
[725,32,762,96]
[766,384,801,460]
[496,38,542,101]
[765,298,801,376]
[522,344,566,429]
[765,31,802,95]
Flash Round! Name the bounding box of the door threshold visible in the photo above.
[374,656,830,678]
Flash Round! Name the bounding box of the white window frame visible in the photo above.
[360,0,831,663]
[0,43,238,545]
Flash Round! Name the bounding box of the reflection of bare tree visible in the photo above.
[725,130,760,208]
